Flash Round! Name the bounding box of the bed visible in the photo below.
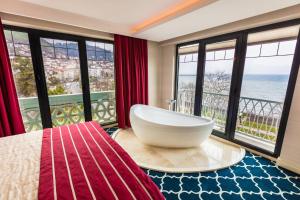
[0,121,164,200]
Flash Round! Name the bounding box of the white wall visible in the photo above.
[278,66,300,174]
[148,41,162,107]
[0,12,113,40]
[160,45,176,109]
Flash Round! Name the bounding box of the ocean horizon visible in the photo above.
[178,74,289,102]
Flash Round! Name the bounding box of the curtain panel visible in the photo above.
[114,35,148,128]
[0,18,25,137]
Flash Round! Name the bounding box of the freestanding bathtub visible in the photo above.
[130,104,214,148]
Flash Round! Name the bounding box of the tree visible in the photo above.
[11,56,36,97]
[204,71,231,94]
[46,68,66,95]
[48,85,65,95]
[47,70,61,86]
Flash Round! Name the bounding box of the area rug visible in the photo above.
[145,152,300,200]
[112,129,245,173]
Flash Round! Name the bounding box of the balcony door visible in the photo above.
[86,40,116,125]
[234,25,300,153]
[197,39,237,135]
[40,38,84,127]
[176,44,199,115]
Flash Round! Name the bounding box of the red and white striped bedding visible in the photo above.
[38,121,164,200]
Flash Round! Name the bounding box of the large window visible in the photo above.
[234,25,300,152]
[176,44,198,115]
[41,38,84,127]
[201,40,236,133]
[4,26,116,132]
[175,21,300,156]
[4,29,42,132]
[86,41,116,124]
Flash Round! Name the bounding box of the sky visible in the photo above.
[179,40,297,75]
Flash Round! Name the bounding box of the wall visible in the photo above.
[0,12,113,40]
[162,5,300,46]
[0,0,130,37]
[160,45,176,109]
[277,66,300,174]
[148,41,162,107]
[156,5,300,173]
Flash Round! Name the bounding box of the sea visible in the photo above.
[179,74,289,102]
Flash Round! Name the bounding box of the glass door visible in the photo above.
[86,40,116,124]
[234,25,300,153]
[176,43,199,115]
[40,37,84,127]
[199,39,237,134]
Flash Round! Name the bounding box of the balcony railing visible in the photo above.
[177,90,283,144]
[19,91,116,132]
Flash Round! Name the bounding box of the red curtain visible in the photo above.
[0,18,25,137]
[114,35,148,128]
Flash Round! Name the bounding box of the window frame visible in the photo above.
[174,19,300,157]
[4,24,115,129]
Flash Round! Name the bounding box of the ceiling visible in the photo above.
[21,0,184,25]
[1,0,300,42]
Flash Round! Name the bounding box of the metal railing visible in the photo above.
[177,89,283,143]
[19,91,116,132]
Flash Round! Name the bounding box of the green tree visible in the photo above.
[12,56,36,97]
[47,71,61,86]
[48,85,65,95]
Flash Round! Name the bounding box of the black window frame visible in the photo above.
[174,19,300,157]
[4,24,115,129]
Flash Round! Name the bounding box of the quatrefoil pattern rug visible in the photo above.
[145,152,300,200]
[104,128,300,200]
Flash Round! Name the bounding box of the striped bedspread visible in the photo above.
[38,121,164,200]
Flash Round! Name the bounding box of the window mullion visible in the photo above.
[194,42,205,116]
[78,39,92,121]
[28,32,52,128]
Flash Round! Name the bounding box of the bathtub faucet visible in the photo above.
[167,99,177,111]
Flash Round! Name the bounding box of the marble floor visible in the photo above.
[113,129,245,173]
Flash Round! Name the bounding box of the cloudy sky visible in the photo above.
[179,40,297,75]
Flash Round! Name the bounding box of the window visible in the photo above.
[4,29,42,132]
[175,21,300,156]
[176,44,198,115]
[201,40,236,132]
[40,38,84,127]
[86,41,116,124]
[3,26,116,132]
[234,25,300,152]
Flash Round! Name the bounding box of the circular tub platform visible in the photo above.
[112,129,245,173]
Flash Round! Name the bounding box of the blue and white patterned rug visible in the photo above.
[104,127,119,136]
[104,128,300,200]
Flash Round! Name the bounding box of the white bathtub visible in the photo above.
[130,104,214,148]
